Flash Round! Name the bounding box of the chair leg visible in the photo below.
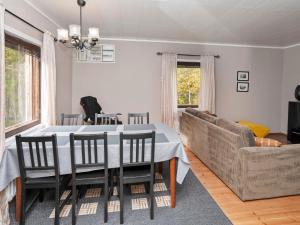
[150,180,154,220]
[116,176,120,199]
[55,186,60,225]
[120,179,124,224]
[145,182,150,194]
[39,189,44,202]
[109,170,114,199]
[20,187,26,225]
[78,186,86,199]
[104,180,108,223]
[72,184,77,225]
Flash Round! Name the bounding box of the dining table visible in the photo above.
[0,123,190,221]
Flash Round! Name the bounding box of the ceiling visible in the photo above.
[26,0,300,47]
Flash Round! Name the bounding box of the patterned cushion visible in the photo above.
[216,118,256,147]
[185,108,217,124]
[255,137,282,147]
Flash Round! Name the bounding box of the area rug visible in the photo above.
[9,165,232,225]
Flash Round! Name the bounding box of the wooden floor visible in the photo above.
[185,147,300,225]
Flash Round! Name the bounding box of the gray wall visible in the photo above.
[72,40,284,131]
[281,46,300,132]
[3,0,73,118]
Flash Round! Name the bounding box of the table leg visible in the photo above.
[170,158,176,208]
[16,177,21,222]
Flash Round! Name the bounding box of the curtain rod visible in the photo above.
[5,9,57,41]
[156,52,220,58]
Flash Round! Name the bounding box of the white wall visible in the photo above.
[3,0,73,118]
[72,40,284,131]
[55,44,73,117]
[281,46,300,133]
[3,0,291,132]
[5,0,300,134]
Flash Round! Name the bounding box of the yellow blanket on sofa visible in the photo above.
[239,120,270,138]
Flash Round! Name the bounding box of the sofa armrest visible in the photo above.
[240,144,300,153]
[237,145,300,201]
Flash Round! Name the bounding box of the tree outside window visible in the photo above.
[176,62,200,108]
[4,35,40,137]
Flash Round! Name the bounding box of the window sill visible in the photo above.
[5,123,43,146]
[177,106,199,111]
[5,120,41,138]
[177,105,198,109]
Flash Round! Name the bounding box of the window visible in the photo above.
[5,35,41,137]
[177,61,200,108]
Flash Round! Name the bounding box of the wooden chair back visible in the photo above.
[15,134,60,183]
[128,112,149,124]
[119,131,155,170]
[60,113,84,125]
[95,113,118,125]
[69,133,108,174]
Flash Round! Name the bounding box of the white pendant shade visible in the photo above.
[57,29,69,42]
[69,24,81,38]
[56,0,100,50]
[88,27,100,41]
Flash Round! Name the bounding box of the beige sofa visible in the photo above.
[180,108,300,201]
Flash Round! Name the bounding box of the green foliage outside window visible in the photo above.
[177,67,200,106]
[5,46,27,128]
[4,35,40,136]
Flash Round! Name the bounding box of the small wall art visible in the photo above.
[237,71,249,81]
[237,82,249,92]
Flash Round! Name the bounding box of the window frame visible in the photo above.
[4,34,41,138]
[177,61,201,109]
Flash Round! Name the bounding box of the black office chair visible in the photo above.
[69,133,109,225]
[118,131,155,224]
[60,113,84,126]
[15,134,71,225]
[127,112,149,124]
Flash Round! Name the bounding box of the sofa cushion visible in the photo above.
[197,111,217,124]
[185,108,199,117]
[216,118,256,147]
[185,108,217,124]
[202,110,218,117]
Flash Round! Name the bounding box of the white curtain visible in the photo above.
[161,53,178,128]
[0,0,4,163]
[0,3,15,225]
[199,56,216,114]
[41,32,56,126]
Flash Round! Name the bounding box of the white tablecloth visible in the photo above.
[0,123,190,191]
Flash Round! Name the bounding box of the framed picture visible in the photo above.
[237,82,249,92]
[237,71,249,81]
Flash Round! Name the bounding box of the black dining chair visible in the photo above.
[69,133,109,224]
[94,113,119,125]
[118,131,156,224]
[15,134,71,225]
[60,113,84,126]
[127,112,149,124]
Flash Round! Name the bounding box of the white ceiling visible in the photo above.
[26,0,300,47]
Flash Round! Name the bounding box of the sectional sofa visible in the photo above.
[180,108,300,201]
